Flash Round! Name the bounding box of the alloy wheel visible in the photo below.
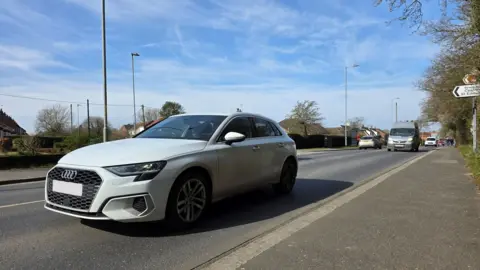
[176,178,207,223]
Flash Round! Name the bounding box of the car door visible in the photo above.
[251,117,279,184]
[214,116,261,196]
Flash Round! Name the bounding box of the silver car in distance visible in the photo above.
[44,112,298,228]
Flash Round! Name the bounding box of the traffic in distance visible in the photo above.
[44,113,298,228]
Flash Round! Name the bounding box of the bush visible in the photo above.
[0,154,64,170]
[13,136,40,155]
[8,135,65,148]
[458,145,480,187]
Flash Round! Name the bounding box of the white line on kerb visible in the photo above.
[0,200,44,209]
[202,150,436,270]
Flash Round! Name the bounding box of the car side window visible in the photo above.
[253,118,276,137]
[218,117,253,141]
[269,122,283,136]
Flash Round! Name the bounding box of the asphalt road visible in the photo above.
[0,148,430,270]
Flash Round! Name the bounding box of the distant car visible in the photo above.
[44,113,298,228]
[358,136,382,149]
[424,137,437,147]
[387,121,421,152]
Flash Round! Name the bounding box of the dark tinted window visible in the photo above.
[253,118,276,137]
[427,138,436,141]
[219,117,253,141]
[136,115,227,141]
[269,122,283,136]
[390,128,415,136]
[361,136,373,140]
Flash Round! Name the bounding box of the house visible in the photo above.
[0,109,27,137]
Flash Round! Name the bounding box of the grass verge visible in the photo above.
[458,145,480,187]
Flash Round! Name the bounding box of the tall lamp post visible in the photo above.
[391,97,400,122]
[344,64,359,146]
[131,52,140,136]
[77,104,81,138]
[101,0,108,142]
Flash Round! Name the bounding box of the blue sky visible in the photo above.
[0,0,441,133]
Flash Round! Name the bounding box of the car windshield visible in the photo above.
[362,136,373,140]
[135,115,227,141]
[390,128,415,136]
[427,138,436,141]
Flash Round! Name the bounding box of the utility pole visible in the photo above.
[101,0,108,142]
[87,99,91,139]
[131,52,140,136]
[77,104,81,138]
[344,64,359,146]
[395,102,398,122]
[70,104,73,133]
[141,104,146,128]
[473,98,477,152]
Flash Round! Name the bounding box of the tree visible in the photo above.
[137,108,162,123]
[348,117,365,129]
[81,116,111,137]
[35,104,70,135]
[286,100,324,136]
[374,0,450,31]
[159,101,186,117]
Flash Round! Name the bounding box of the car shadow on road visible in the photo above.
[82,178,353,237]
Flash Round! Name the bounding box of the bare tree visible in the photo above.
[348,117,365,129]
[137,108,161,123]
[82,116,111,137]
[35,104,70,135]
[287,100,324,136]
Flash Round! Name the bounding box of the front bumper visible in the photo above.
[387,142,414,151]
[44,164,175,222]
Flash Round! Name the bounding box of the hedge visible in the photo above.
[288,134,354,149]
[0,154,64,170]
[6,135,66,149]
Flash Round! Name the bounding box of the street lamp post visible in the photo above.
[391,97,400,123]
[344,64,359,146]
[131,52,140,136]
[101,0,108,142]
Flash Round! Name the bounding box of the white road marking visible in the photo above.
[202,150,436,270]
[0,200,44,209]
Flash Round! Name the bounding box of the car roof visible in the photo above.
[169,112,279,123]
[391,121,416,129]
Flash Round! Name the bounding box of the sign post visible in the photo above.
[454,70,480,152]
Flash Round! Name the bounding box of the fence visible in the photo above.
[288,134,354,149]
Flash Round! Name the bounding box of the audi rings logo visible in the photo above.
[61,170,78,180]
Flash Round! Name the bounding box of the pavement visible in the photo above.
[0,148,431,270]
[218,147,480,270]
[0,168,49,185]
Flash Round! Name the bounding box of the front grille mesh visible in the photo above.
[46,167,103,210]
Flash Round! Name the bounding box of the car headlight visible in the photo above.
[105,161,167,181]
[388,138,393,143]
[407,138,413,142]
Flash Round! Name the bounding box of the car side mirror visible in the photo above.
[224,131,246,145]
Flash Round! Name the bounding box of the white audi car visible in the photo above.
[44,113,298,228]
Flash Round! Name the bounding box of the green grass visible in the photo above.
[458,145,480,187]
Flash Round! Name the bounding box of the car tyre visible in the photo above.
[273,159,297,195]
[387,148,391,151]
[165,171,211,230]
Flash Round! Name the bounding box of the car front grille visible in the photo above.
[46,167,103,211]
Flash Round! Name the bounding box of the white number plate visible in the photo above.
[395,144,404,148]
[52,180,83,196]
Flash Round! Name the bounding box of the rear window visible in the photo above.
[427,138,436,141]
[361,136,373,140]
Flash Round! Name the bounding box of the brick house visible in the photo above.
[0,109,27,137]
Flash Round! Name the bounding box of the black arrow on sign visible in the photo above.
[453,86,460,97]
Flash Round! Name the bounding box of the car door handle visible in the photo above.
[277,143,285,147]
[252,145,261,151]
